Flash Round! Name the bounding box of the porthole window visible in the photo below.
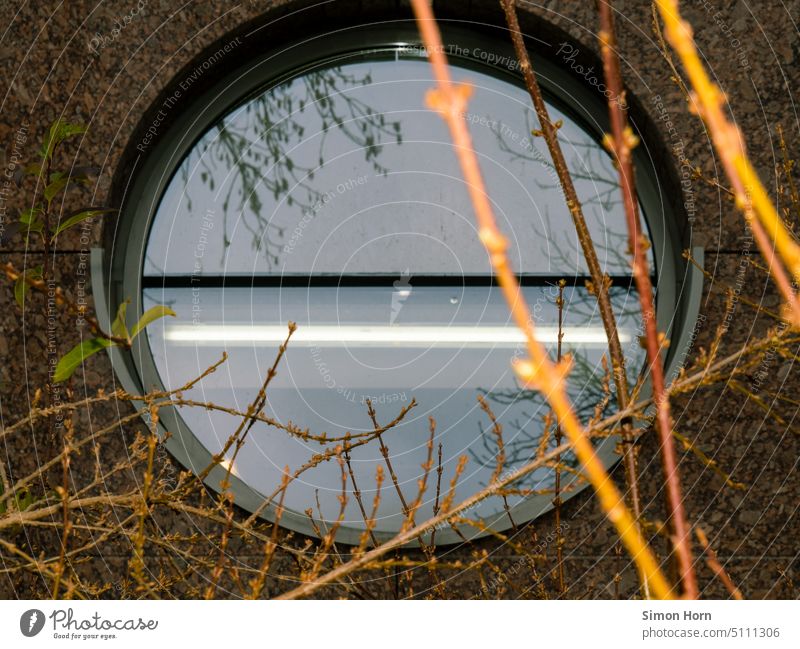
[98,25,699,544]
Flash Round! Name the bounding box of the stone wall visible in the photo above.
[1,0,798,598]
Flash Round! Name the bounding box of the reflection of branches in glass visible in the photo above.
[489,114,652,276]
[562,284,643,325]
[491,111,652,272]
[473,354,611,475]
[182,65,403,266]
[491,112,622,210]
[470,288,645,477]
[471,406,575,495]
[528,229,652,337]
[529,206,645,281]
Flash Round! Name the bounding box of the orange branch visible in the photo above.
[411,0,672,599]
[597,0,697,599]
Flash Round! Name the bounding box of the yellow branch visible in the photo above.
[656,0,800,322]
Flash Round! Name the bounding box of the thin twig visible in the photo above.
[2,262,128,346]
[696,527,743,599]
[216,322,297,490]
[367,399,410,517]
[499,0,645,550]
[275,440,572,599]
[554,279,566,596]
[344,441,379,548]
[477,395,516,531]
[597,0,697,598]
[411,0,672,599]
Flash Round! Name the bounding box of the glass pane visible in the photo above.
[145,58,644,278]
[140,51,653,534]
[143,285,645,531]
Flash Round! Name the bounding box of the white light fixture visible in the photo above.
[164,324,630,347]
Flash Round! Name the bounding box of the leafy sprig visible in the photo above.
[5,118,177,383]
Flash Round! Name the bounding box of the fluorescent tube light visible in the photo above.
[164,324,629,347]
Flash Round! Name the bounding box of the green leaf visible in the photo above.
[40,119,87,160]
[25,162,43,176]
[19,206,42,225]
[14,277,27,308]
[49,170,93,187]
[111,300,129,341]
[44,170,95,204]
[22,221,44,243]
[12,162,43,186]
[14,265,42,308]
[131,305,176,339]
[53,208,115,237]
[54,337,115,383]
[14,488,35,512]
[44,175,70,203]
[19,208,44,240]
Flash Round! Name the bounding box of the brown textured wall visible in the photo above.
[1,0,798,598]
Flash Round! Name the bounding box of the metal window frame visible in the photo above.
[92,23,703,546]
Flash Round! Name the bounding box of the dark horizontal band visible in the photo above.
[140,273,642,289]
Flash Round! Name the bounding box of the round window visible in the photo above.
[103,24,692,545]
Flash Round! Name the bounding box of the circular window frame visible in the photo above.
[94,21,703,546]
